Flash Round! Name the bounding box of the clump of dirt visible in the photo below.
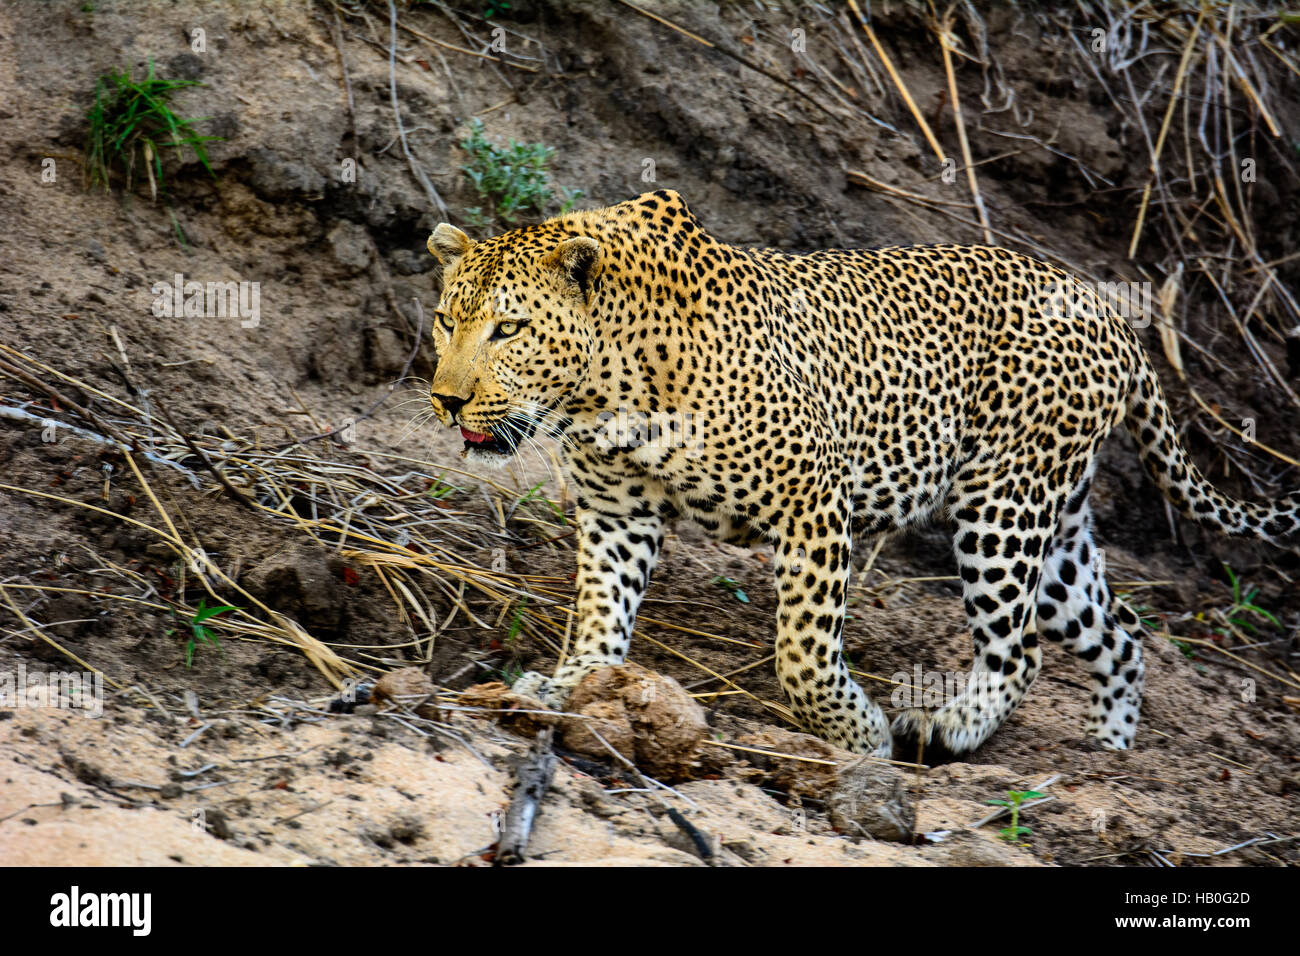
[556,663,709,781]
[828,758,915,844]
[735,728,846,797]
[458,681,561,735]
[731,728,915,842]
[370,667,440,720]
[0,1,1297,867]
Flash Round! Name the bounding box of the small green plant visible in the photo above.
[177,598,238,668]
[461,206,492,229]
[459,118,580,224]
[426,476,462,500]
[1114,592,1161,630]
[986,788,1043,843]
[506,596,528,646]
[85,58,220,200]
[498,598,529,682]
[1211,563,1280,637]
[501,660,524,685]
[711,575,749,604]
[483,0,511,16]
[516,482,568,524]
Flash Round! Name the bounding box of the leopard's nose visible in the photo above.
[433,393,467,417]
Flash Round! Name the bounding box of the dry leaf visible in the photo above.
[142,140,157,203]
[1158,264,1184,379]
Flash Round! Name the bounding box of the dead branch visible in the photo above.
[386,0,449,221]
[496,728,557,865]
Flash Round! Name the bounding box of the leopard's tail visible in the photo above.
[1124,351,1300,544]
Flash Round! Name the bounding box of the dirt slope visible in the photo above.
[0,1,1296,866]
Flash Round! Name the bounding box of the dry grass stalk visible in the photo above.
[935,10,992,244]
[1128,8,1205,258]
[847,0,947,163]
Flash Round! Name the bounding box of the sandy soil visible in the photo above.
[0,1,1296,866]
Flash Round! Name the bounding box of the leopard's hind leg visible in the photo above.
[1036,470,1146,749]
[892,465,1060,760]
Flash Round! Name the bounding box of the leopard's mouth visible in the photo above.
[459,426,510,456]
[457,416,543,463]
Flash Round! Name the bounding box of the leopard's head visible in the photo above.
[425,222,601,463]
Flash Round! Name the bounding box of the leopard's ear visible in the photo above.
[548,236,603,297]
[427,224,473,268]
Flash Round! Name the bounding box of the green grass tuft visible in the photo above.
[85,58,221,200]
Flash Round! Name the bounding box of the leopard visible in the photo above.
[423,189,1298,761]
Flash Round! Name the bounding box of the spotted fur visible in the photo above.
[424,190,1298,760]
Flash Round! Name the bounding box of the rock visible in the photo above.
[362,324,408,379]
[166,52,204,80]
[388,248,433,275]
[827,757,915,843]
[243,543,346,633]
[722,838,766,864]
[202,807,234,841]
[371,667,440,720]
[735,729,914,842]
[326,221,372,275]
[246,147,326,201]
[734,728,844,797]
[560,663,708,781]
[926,830,1035,866]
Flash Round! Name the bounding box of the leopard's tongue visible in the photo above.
[460,427,491,444]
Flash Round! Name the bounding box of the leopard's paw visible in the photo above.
[890,708,963,765]
[510,671,573,710]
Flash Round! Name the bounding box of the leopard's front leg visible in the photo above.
[772,497,893,758]
[512,507,664,708]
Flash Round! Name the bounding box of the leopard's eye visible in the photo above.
[437,312,455,333]
[493,320,520,339]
